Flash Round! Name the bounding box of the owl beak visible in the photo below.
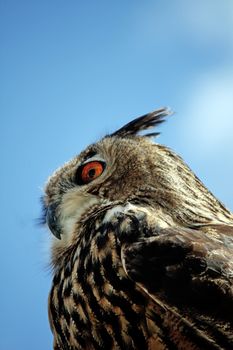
[46,204,62,240]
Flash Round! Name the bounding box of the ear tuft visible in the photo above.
[109,108,172,138]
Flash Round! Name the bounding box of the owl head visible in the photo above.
[42,108,231,262]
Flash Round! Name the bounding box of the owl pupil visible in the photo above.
[88,169,96,178]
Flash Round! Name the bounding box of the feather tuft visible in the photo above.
[109,107,172,138]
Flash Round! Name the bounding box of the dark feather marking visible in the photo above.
[95,232,109,250]
[109,108,172,138]
[57,283,71,326]
[70,310,87,330]
[53,271,62,286]
[101,253,146,306]
[72,292,89,323]
[102,311,126,349]
[180,324,223,350]
[63,260,72,279]
[77,269,105,322]
[71,331,87,349]
[82,149,97,162]
[97,326,114,348]
[146,308,179,350]
[126,323,148,349]
[190,315,233,349]
[63,280,72,298]
[106,293,141,325]
[49,289,70,350]
[90,260,105,290]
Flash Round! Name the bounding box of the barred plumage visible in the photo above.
[43,109,233,349]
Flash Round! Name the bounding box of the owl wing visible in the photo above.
[121,224,233,348]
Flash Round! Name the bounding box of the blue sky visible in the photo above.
[1,1,233,349]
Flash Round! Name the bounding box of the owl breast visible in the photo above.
[49,205,171,350]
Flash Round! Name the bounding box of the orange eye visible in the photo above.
[75,161,105,185]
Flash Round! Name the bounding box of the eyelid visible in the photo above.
[82,154,105,165]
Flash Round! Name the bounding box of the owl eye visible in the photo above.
[75,161,105,185]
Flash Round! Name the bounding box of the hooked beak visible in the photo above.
[46,203,62,240]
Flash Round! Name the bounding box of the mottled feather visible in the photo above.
[43,108,233,350]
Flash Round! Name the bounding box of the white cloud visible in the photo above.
[129,1,233,155]
[181,69,233,153]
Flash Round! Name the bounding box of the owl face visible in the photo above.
[43,136,160,243]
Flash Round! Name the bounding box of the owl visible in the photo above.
[42,108,233,350]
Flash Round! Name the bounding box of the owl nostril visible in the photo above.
[46,203,62,240]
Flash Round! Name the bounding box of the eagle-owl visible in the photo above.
[42,108,233,350]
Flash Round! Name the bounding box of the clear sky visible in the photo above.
[1,1,233,349]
